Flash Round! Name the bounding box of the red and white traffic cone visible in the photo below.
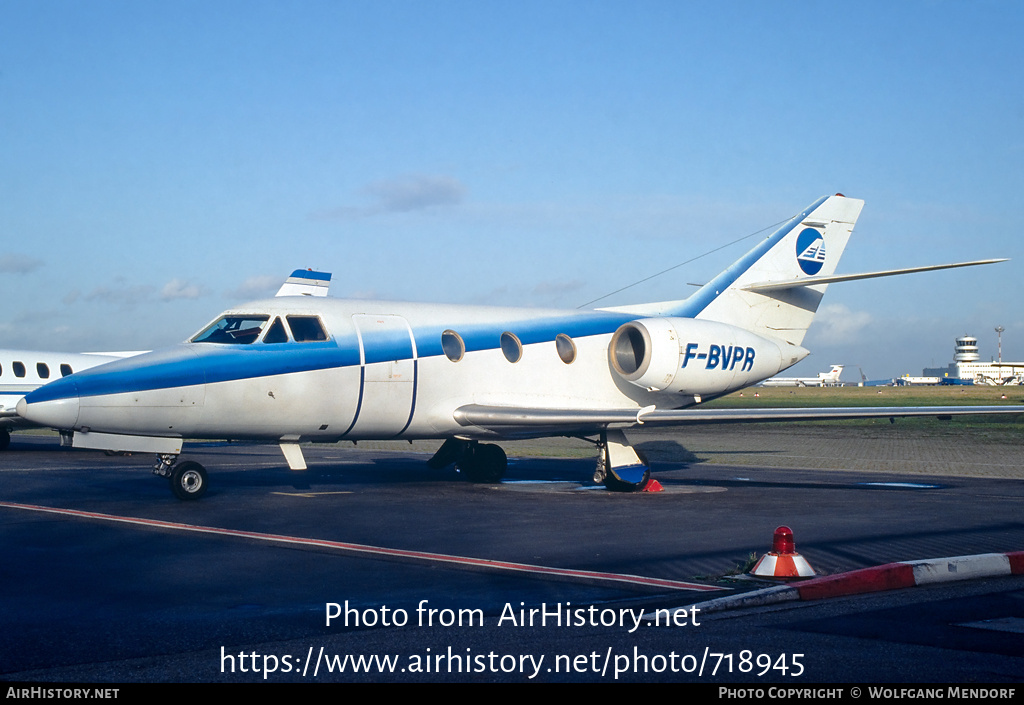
[750,526,815,579]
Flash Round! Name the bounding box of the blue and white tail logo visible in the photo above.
[796,228,826,275]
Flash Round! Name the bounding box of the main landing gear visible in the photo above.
[154,454,209,501]
[0,429,10,451]
[428,430,654,491]
[428,438,508,483]
[592,430,651,492]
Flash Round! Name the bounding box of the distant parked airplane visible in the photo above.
[761,364,845,387]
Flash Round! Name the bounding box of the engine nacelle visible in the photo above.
[608,318,808,395]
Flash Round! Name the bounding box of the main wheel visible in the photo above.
[603,465,651,492]
[0,429,10,451]
[458,443,507,483]
[602,448,650,492]
[169,461,208,501]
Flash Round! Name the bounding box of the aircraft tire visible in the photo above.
[0,429,9,451]
[603,466,650,492]
[459,443,506,483]
[169,461,208,501]
[427,438,464,469]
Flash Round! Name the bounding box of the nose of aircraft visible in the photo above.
[17,379,81,430]
[18,345,208,437]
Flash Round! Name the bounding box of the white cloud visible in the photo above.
[84,282,154,306]
[807,303,873,345]
[0,254,44,274]
[227,275,281,300]
[363,174,465,212]
[160,278,208,301]
[315,174,467,219]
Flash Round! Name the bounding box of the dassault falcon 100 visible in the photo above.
[17,195,1022,499]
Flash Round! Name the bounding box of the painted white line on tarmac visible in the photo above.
[0,500,725,593]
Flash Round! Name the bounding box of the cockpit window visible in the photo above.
[192,315,270,345]
[287,316,329,342]
[262,317,289,344]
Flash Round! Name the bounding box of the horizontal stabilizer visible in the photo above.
[743,259,1007,293]
[454,403,1024,434]
[276,269,332,297]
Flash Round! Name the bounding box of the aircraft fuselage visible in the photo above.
[18,297,801,445]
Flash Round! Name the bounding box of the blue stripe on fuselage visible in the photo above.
[414,310,636,358]
[24,310,639,404]
[24,341,355,404]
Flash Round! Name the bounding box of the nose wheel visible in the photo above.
[169,461,208,500]
[155,454,209,500]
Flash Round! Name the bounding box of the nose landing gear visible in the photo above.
[154,454,209,501]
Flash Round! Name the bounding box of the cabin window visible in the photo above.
[36,363,50,379]
[60,364,73,377]
[500,332,523,363]
[191,315,270,344]
[262,317,289,344]
[555,334,577,364]
[13,361,26,378]
[287,316,329,342]
[441,330,464,362]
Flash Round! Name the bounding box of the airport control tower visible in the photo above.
[952,335,1022,384]
[923,334,1024,384]
[953,336,980,364]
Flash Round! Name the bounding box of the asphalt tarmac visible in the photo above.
[1,426,1021,683]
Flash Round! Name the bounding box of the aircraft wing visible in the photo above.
[453,403,1024,435]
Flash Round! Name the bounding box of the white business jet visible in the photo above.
[761,364,845,387]
[0,269,330,450]
[16,195,1021,499]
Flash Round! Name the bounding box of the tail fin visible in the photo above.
[692,194,864,346]
[824,364,844,381]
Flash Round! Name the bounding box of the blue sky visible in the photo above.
[1,1,1021,379]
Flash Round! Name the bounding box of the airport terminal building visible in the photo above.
[923,335,1024,385]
